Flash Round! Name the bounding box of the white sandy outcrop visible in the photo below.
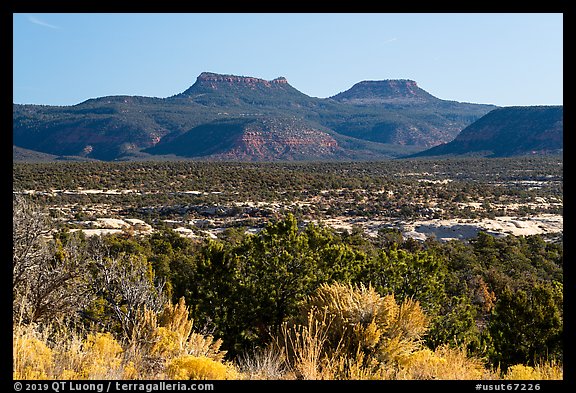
[404,214,562,241]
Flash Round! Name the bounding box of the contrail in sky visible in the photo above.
[28,16,60,29]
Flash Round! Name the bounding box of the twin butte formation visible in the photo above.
[13,72,562,161]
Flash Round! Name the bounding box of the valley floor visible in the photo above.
[13,156,563,243]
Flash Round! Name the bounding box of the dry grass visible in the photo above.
[237,345,293,380]
[13,324,129,380]
[395,345,497,380]
[166,356,240,380]
[13,324,54,379]
[503,361,563,380]
[275,282,431,379]
[14,289,563,381]
[279,307,343,379]
[13,298,237,380]
[266,282,562,381]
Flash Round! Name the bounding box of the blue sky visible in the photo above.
[13,13,563,107]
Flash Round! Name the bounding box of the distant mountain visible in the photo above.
[173,72,314,108]
[144,116,344,161]
[320,106,487,148]
[144,116,421,161]
[410,106,563,158]
[331,79,438,105]
[13,72,496,161]
[327,79,496,146]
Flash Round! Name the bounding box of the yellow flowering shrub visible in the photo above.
[132,298,226,363]
[504,364,541,380]
[503,362,562,380]
[13,329,53,379]
[397,345,490,380]
[166,355,239,380]
[78,332,124,379]
[534,361,563,380]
